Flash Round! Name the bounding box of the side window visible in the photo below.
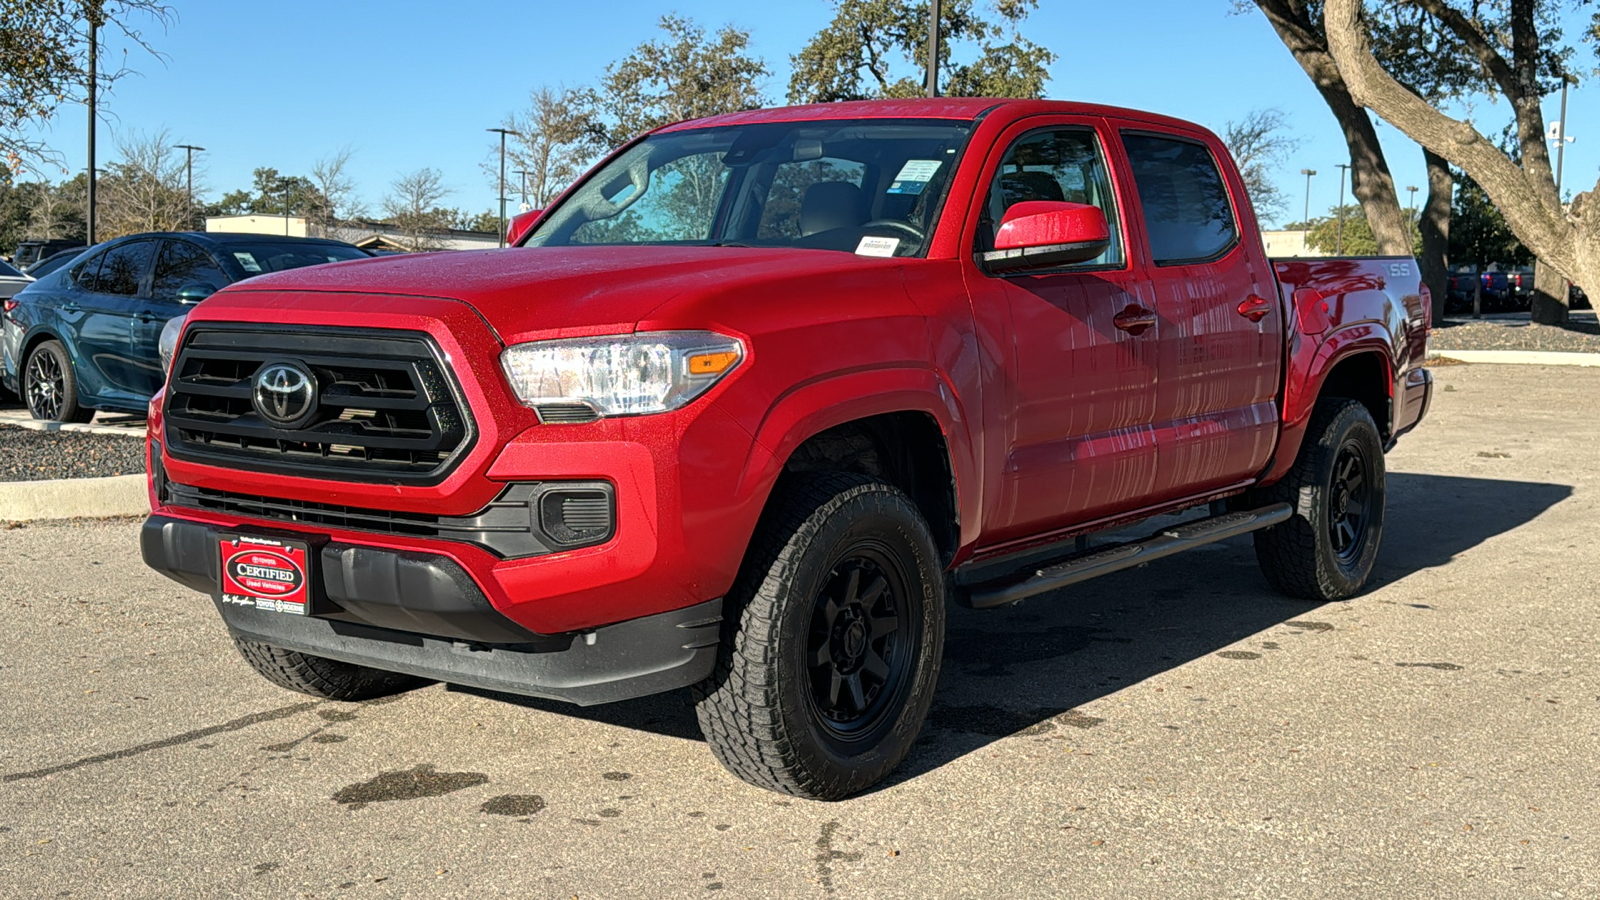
[983,129,1123,266]
[757,157,867,240]
[95,240,156,296]
[72,252,106,291]
[153,241,229,296]
[1121,133,1238,265]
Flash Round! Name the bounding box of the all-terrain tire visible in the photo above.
[693,472,946,800]
[24,340,94,423]
[233,638,425,701]
[1254,398,1387,601]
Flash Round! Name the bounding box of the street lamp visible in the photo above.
[926,0,942,97]
[176,144,204,230]
[1405,185,1418,244]
[1299,168,1316,252]
[513,169,530,212]
[487,128,518,247]
[1335,163,1351,255]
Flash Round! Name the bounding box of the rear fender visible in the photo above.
[735,366,980,551]
[1264,323,1395,485]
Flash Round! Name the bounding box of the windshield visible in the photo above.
[527,118,973,258]
[224,242,369,276]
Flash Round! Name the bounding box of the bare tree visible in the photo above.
[1324,0,1584,324]
[97,128,187,238]
[1221,108,1303,222]
[382,168,451,252]
[493,87,598,209]
[310,147,368,241]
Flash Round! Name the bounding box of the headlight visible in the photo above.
[159,314,186,374]
[500,331,744,420]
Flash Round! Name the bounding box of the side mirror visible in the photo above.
[176,283,215,304]
[507,208,544,245]
[982,201,1111,272]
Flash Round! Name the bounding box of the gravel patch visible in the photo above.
[0,425,147,482]
[1432,315,1600,353]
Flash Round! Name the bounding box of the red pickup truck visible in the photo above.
[141,98,1431,799]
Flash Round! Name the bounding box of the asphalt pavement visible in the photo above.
[3,363,1597,899]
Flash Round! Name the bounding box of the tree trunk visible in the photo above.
[1418,148,1451,323]
[1531,259,1569,324]
[1252,0,1412,256]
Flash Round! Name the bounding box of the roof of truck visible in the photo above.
[656,97,1211,137]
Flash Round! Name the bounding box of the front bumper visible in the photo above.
[142,515,722,706]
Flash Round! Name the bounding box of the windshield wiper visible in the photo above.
[708,241,754,248]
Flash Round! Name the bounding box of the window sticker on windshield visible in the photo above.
[887,160,942,195]
[233,252,263,273]
[856,236,900,257]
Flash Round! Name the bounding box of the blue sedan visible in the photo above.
[2,232,369,422]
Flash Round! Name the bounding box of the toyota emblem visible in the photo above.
[252,362,317,427]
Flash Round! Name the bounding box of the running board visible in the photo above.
[961,503,1294,610]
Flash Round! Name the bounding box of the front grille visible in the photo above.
[165,326,473,484]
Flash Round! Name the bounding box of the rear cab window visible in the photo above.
[1120,133,1238,266]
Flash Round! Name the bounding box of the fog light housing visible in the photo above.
[538,488,615,547]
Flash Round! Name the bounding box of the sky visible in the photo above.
[16,0,1600,229]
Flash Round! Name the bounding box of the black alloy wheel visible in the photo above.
[23,340,92,423]
[1327,440,1372,563]
[805,547,915,747]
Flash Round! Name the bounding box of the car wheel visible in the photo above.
[23,340,95,423]
[233,638,426,701]
[1254,399,1387,601]
[694,472,945,800]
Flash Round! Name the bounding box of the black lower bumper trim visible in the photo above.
[142,514,723,706]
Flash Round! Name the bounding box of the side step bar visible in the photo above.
[962,503,1294,610]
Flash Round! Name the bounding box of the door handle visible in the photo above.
[134,312,157,323]
[1237,294,1273,322]
[1112,304,1157,336]
[60,302,81,312]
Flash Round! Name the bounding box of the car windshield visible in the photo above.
[527,118,973,258]
[0,259,22,277]
[225,242,368,276]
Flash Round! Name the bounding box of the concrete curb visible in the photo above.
[0,474,149,522]
[0,408,146,438]
[1429,349,1600,367]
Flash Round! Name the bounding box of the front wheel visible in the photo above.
[1254,399,1387,601]
[694,473,946,800]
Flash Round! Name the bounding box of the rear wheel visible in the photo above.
[24,340,94,423]
[694,473,945,800]
[1254,399,1386,601]
[233,638,425,701]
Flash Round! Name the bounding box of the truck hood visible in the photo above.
[222,245,905,344]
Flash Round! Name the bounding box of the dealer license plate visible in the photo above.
[219,534,313,615]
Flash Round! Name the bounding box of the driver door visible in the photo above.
[962,118,1163,546]
[132,239,231,395]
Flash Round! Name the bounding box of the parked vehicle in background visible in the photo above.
[140,98,1432,799]
[2,232,368,423]
[23,247,93,280]
[11,239,86,271]
[0,259,30,301]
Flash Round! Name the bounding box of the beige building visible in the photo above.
[1260,229,1327,258]
[205,215,499,252]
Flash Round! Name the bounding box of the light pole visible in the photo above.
[1406,184,1418,245]
[1335,163,1351,255]
[1299,168,1316,251]
[513,169,530,212]
[925,0,942,97]
[176,144,204,229]
[487,128,517,247]
[85,8,101,245]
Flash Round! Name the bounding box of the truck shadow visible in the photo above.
[455,471,1571,792]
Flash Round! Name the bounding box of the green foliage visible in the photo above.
[1,1,173,174]
[588,15,769,147]
[0,171,86,255]
[1449,170,1533,266]
[1303,204,1425,257]
[459,209,503,234]
[788,0,1053,103]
